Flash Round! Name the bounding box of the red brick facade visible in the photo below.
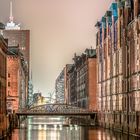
[96,0,140,135]
[3,30,30,110]
[66,49,97,110]
[7,55,19,112]
[88,58,97,110]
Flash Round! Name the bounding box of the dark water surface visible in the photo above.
[5,116,139,140]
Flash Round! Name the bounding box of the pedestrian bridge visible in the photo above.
[16,103,97,116]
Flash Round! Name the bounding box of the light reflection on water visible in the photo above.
[6,116,139,140]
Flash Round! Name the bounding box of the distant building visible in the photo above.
[32,92,44,106]
[55,64,72,104]
[0,34,8,138]
[55,69,65,103]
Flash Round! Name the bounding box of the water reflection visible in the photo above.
[6,116,139,140]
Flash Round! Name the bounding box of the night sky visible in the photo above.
[0,0,113,95]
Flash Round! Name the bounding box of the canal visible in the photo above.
[5,116,139,140]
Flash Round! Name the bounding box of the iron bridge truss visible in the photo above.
[19,104,95,115]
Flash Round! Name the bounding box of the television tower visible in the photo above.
[5,1,20,30]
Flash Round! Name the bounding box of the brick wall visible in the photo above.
[88,58,97,110]
[7,56,19,112]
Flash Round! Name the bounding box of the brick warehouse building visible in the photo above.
[3,30,30,108]
[0,35,8,138]
[73,49,97,110]
[56,48,97,110]
[66,49,97,110]
[96,0,140,135]
[7,46,28,113]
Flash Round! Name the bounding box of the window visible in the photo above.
[8,82,10,87]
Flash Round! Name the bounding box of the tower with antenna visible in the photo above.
[5,1,20,30]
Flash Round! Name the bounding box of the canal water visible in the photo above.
[5,116,139,140]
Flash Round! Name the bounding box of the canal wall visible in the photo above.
[97,111,140,136]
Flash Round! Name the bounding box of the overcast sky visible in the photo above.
[0,0,113,96]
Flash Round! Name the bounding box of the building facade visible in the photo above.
[96,0,140,135]
[55,69,65,103]
[3,30,30,68]
[7,46,28,113]
[0,35,7,138]
[67,65,77,106]
[57,49,97,109]
[3,28,30,108]
[64,64,73,104]
[72,49,97,109]
[32,92,44,106]
[55,64,72,104]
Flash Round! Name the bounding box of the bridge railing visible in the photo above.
[17,104,97,114]
[18,109,96,114]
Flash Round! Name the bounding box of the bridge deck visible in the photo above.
[16,112,97,116]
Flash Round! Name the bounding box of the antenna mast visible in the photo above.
[9,1,14,22]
